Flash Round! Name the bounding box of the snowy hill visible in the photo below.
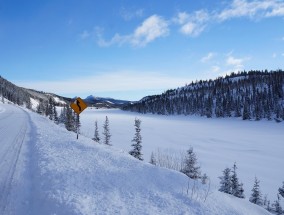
[0,75,69,110]
[84,95,131,108]
[123,70,284,122]
[0,103,272,215]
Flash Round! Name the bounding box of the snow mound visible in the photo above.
[25,110,270,215]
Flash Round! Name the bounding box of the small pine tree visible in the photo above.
[102,116,111,145]
[249,177,263,206]
[231,162,245,198]
[53,106,59,124]
[181,147,201,179]
[149,152,156,165]
[279,181,284,198]
[219,167,232,194]
[272,194,283,215]
[92,120,100,143]
[129,118,143,161]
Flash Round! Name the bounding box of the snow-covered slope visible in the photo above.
[0,103,271,214]
[79,108,284,201]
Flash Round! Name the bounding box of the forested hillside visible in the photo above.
[0,76,31,106]
[123,70,284,121]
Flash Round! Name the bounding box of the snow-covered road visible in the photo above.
[0,104,30,214]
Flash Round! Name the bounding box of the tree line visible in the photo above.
[123,70,284,122]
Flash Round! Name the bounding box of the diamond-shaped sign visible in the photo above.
[70,97,87,115]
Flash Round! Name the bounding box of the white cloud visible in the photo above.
[201,52,215,63]
[217,0,284,21]
[131,15,169,46]
[92,1,284,46]
[96,15,169,47]
[226,56,244,66]
[175,10,209,37]
[80,30,90,40]
[15,71,190,97]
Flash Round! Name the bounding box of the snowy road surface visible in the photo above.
[0,104,30,214]
[0,104,271,214]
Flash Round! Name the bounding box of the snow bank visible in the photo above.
[24,109,270,215]
[79,108,284,200]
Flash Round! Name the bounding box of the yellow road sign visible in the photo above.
[70,97,87,115]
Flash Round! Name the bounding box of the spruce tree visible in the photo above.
[279,181,284,198]
[181,147,201,179]
[231,163,245,198]
[92,120,100,143]
[102,116,111,145]
[249,177,263,206]
[65,104,74,131]
[219,167,232,194]
[53,106,59,124]
[272,194,283,215]
[129,118,143,160]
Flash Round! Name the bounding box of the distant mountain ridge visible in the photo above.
[83,95,131,108]
[0,75,131,109]
[123,70,284,122]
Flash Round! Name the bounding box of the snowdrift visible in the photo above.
[17,109,270,215]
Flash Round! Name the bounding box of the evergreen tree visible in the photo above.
[102,116,111,145]
[53,106,59,124]
[181,147,201,179]
[249,177,263,206]
[243,99,251,120]
[65,104,75,131]
[279,181,284,198]
[58,105,67,124]
[149,152,156,165]
[129,118,143,160]
[231,163,245,198]
[219,167,232,194]
[272,194,283,215]
[92,120,100,143]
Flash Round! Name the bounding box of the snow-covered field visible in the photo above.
[0,103,272,214]
[80,108,284,201]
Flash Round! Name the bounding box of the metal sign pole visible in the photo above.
[77,113,79,139]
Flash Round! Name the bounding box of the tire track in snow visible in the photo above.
[0,105,29,214]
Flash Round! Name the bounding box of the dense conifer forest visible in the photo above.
[123,70,284,121]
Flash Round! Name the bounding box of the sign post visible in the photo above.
[70,97,87,139]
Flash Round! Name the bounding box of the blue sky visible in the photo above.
[1,0,284,100]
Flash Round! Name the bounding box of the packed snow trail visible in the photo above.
[0,104,30,214]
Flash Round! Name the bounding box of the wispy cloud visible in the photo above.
[201,52,215,63]
[173,0,284,37]
[96,15,169,47]
[217,0,284,20]
[90,0,284,47]
[174,10,209,36]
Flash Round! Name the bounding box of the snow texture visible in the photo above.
[0,104,275,214]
